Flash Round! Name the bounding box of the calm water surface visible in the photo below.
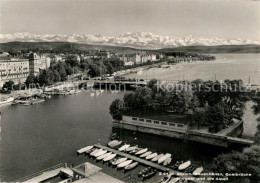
[126,53,260,84]
[1,53,259,181]
[0,91,232,181]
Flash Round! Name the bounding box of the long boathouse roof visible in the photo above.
[123,110,191,124]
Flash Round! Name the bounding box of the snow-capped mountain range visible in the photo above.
[0,32,259,49]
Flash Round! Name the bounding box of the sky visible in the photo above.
[0,0,259,40]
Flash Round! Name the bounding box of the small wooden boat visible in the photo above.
[90,148,101,156]
[77,146,93,155]
[151,153,164,162]
[86,148,97,154]
[96,152,112,160]
[109,157,120,164]
[140,151,152,158]
[103,153,117,162]
[185,165,195,173]
[124,162,138,171]
[94,150,107,157]
[138,167,151,177]
[158,153,171,164]
[108,140,122,148]
[178,161,191,171]
[163,157,172,166]
[117,160,133,168]
[108,140,117,146]
[135,148,148,155]
[129,148,141,154]
[146,153,158,160]
[118,144,130,151]
[193,166,203,176]
[171,161,182,170]
[125,145,138,152]
[142,169,157,180]
[112,157,127,166]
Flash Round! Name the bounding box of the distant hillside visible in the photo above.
[0,41,137,54]
[1,42,260,54]
[159,45,260,53]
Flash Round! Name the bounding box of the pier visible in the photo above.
[94,144,170,172]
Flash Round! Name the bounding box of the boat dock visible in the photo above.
[94,144,169,172]
[93,144,210,183]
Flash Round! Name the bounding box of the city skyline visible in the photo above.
[0,0,259,40]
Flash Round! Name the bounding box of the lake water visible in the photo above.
[0,54,259,181]
[0,91,236,181]
[126,54,260,85]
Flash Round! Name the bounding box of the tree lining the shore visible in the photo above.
[212,90,260,183]
[110,79,250,133]
[110,79,260,182]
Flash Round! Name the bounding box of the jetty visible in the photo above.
[94,144,169,172]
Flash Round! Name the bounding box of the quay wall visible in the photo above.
[113,121,229,147]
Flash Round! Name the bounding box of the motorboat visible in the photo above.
[158,153,171,164]
[108,140,117,146]
[135,148,148,155]
[185,164,195,173]
[94,149,107,157]
[140,151,152,158]
[111,157,127,166]
[103,153,117,162]
[118,144,130,151]
[151,153,164,162]
[193,166,203,176]
[77,146,93,155]
[124,162,139,171]
[96,152,112,161]
[163,157,172,166]
[145,153,158,160]
[129,148,141,154]
[138,167,151,177]
[108,140,122,148]
[117,160,133,168]
[109,157,120,164]
[171,161,183,170]
[125,145,138,152]
[86,148,97,154]
[178,161,191,171]
[142,169,157,180]
[90,148,101,156]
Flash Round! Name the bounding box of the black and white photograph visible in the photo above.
[0,0,260,182]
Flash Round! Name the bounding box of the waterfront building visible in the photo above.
[113,111,247,147]
[29,53,50,76]
[121,112,189,133]
[0,52,50,86]
[0,53,29,86]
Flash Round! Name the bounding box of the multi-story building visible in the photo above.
[0,52,50,87]
[29,53,50,76]
[0,53,30,86]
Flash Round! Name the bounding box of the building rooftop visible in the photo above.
[123,110,191,124]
